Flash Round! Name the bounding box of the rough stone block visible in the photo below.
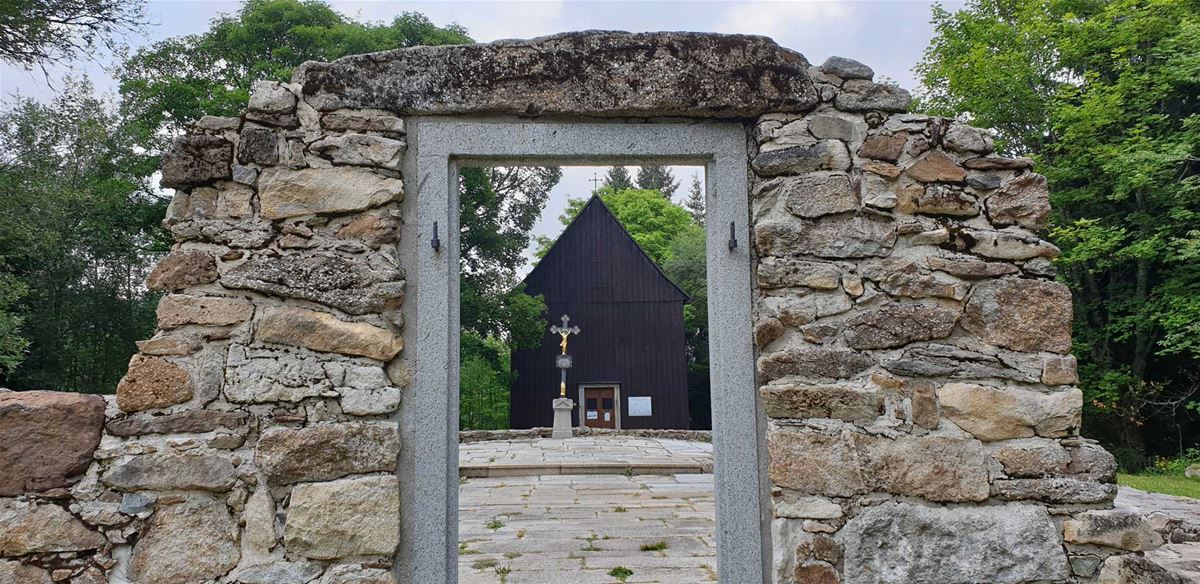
[1042,354,1079,386]
[1096,553,1192,584]
[961,278,1073,354]
[768,431,866,497]
[310,133,405,170]
[1068,442,1119,482]
[760,384,883,421]
[755,173,857,219]
[102,453,237,492]
[284,475,400,559]
[837,502,1069,584]
[248,80,297,114]
[161,135,232,189]
[298,31,820,117]
[106,409,249,437]
[991,477,1118,504]
[882,343,1040,383]
[223,344,334,403]
[758,346,875,382]
[752,140,851,176]
[755,216,896,259]
[926,254,1018,279]
[1064,511,1163,552]
[960,228,1061,260]
[756,257,842,290]
[987,173,1051,230]
[0,560,51,584]
[236,127,280,165]
[944,123,994,154]
[963,157,1035,170]
[156,293,253,329]
[863,257,967,300]
[220,250,405,315]
[937,382,1082,441]
[321,109,405,133]
[258,167,403,220]
[904,151,966,184]
[844,303,959,349]
[0,391,104,496]
[116,354,194,412]
[0,500,106,556]
[821,56,873,80]
[254,306,403,361]
[256,422,399,485]
[769,431,989,502]
[762,292,853,327]
[128,498,240,584]
[336,212,401,248]
[991,438,1071,477]
[861,433,990,502]
[146,249,218,291]
[340,386,402,415]
[859,134,907,162]
[834,79,911,112]
[774,495,843,520]
[898,184,978,216]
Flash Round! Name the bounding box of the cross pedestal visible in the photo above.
[551,397,575,439]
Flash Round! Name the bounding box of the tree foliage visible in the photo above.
[683,172,705,226]
[601,166,634,191]
[459,167,559,351]
[636,165,680,199]
[917,0,1200,459]
[548,188,698,265]
[0,0,148,71]
[118,0,471,142]
[0,78,168,392]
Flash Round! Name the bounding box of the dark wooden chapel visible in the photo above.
[509,196,691,430]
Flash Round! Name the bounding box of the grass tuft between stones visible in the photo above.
[609,566,634,581]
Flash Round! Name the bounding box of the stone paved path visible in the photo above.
[459,437,713,477]
[458,473,717,583]
[1116,486,1200,580]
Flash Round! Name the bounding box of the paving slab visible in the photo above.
[458,473,716,583]
[459,437,713,477]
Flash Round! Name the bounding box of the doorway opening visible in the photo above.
[400,119,767,584]
[454,162,715,582]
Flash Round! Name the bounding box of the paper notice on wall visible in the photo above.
[628,396,652,416]
[587,411,598,420]
[604,412,611,421]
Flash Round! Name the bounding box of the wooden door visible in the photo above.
[583,387,617,429]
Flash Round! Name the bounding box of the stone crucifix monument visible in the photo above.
[549,314,580,439]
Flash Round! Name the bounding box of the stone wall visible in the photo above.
[749,57,1158,584]
[0,31,1161,584]
[0,76,408,583]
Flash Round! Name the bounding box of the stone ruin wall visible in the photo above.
[0,32,1171,584]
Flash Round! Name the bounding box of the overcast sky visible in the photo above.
[0,0,963,274]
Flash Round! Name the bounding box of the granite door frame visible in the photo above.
[399,117,767,583]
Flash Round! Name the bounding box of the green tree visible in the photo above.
[459,166,559,350]
[0,0,147,70]
[683,172,705,226]
[118,0,471,141]
[601,166,635,191]
[0,273,29,375]
[636,165,679,199]
[0,78,168,392]
[917,0,1200,460]
[547,188,699,265]
[459,331,511,430]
